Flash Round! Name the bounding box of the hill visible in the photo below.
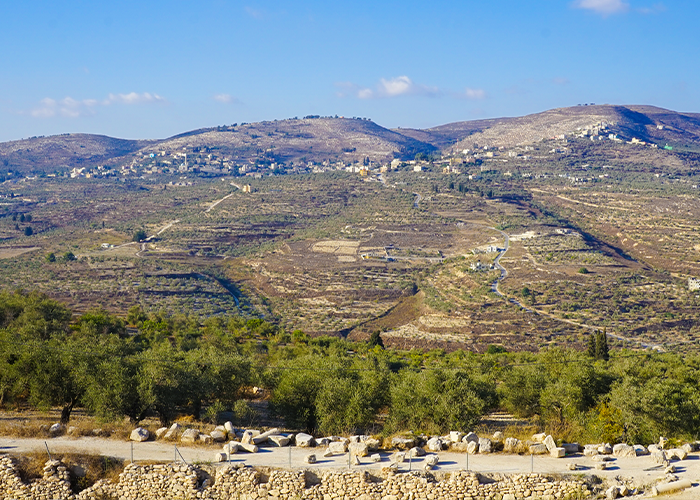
[2,105,700,173]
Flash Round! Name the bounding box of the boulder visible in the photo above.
[681,443,694,454]
[329,441,348,455]
[659,436,668,449]
[252,428,279,445]
[561,443,580,454]
[392,451,406,463]
[463,432,479,444]
[295,433,315,447]
[130,427,150,442]
[365,437,381,451]
[370,453,382,462]
[304,454,316,464]
[612,443,636,458]
[550,447,566,458]
[450,442,469,453]
[504,437,520,453]
[633,444,648,456]
[223,442,239,455]
[598,443,612,455]
[214,452,228,463]
[49,423,64,436]
[391,437,416,450]
[543,435,556,452]
[164,423,182,441]
[583,444,599,456]
[651,450,667,464]
[67,426,79,437]
[467,441,479,454]
[409,446,425,458]
[349,441,369,457]
[211,430,227,443]
[223,421,235,434]
[426,437,444,452]
[323,448,333,458]
[268,434,291,447]
[426,454,439,466]
[180,428,200,444]
[529,444,548,455]
[199,434,214,445]
[668,448,688,460]
[241,430,255,445]
[155,427,168,440]
[605,485,619,500]
[492,431,504,443]
[591,455,614,462]
[316,437,330,447]
[532,433,547,443]
[648,444,661,453]
[234,441,259,453]
[478,437,492,454]
[353,455,361,466]
[449,431,464,443]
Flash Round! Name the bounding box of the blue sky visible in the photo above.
[0,0,695,142]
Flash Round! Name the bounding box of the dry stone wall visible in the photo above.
[0,454,592,500]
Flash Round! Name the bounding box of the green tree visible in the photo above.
[133,229,147,242]
[24,226,33,236]
[368,331,384,349]
[45,253,56,263]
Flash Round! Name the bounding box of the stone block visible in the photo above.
[130,427,150,442]
[612,443,636,458]
[529,444,548,455]
[550,447,566,458]
[295,432,315,447]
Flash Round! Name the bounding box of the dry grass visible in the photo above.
[11,451,125,493]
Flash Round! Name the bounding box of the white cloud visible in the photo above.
[26,92,166,119]
[463,87,486,100]
[342,76,440,99]
[573,0,630,16]
[103,92,165,105]
[213,93,236,103]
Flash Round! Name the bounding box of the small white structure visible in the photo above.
[689,277,700,291]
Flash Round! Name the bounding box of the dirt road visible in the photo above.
[2,435,698,495]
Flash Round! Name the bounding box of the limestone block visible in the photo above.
[463,432,479,444]
[49,423,64,436]
[199,433,214,445]
[449,431,464,443]
[426,454,439,466]
[130,427,150,442]
[532,433,547,443]
[214,452,228,463]
[268,434,291,447]
[658,436,668,449]
[583,444,599,456]
[478,437,492,454]
[295,433,316,447]
[529,444,548,455]
[427,437,443,452]
[211,430,227,442]
[612,444,636,458]
[408,446,425,458]
[223,441,239,455]
[633,444,648,456]
[223,421,235,434]
[392,451,406,463]
[180,428,200,444]
[370,453,382,462]
[450,442,469,452]
[365,437,381,451]
[467,441,479,454]
[543,435,556,452]
[667,448,688,460]
[504,437,521,453]
[305,454,316,464]
[598,443,612,455]
[550,447,566,458]
[323,448,333,458]
[349,441,369,457]
[562,443,580,454]
[391,437,416,450]
[164,423,182,440]
[155,427,168,440]
[492,431,504,442]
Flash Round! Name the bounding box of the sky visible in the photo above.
[0,0,696,142]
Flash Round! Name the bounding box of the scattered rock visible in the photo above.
[323,448,333,458]
[223,441,239,455]
[223,421,235,434]
[598,443,612,455]
[467,441,479,454]
[463,432,478,444]
[49,423,64,436]
[328,441,348,455]
[214,452,228,463]
[391,436,416,450]
[268,434,291,447]
[492,431,504,442]
[130,427,150,442]
[667,448,688,460]
[504,437,520,453]
[199,433,214,445]
[426,437,444,452]
[370,453,382,462]
[532,433,547,443]
[365,437,381,451]
[612,443,636,458]
[164,423,182,440]
[426,454,439,466]
[529,444,547,455]
[155,427,168,440]
[349,441,369,457]
[562,443,580,454]
[478,437,492,454]
[583,444,599,456]
[551,447,566,458]
[305,454,316,464]
[180,428,200,444]
[449,431,464,443]
[210,430,227,443]
[633,444,648,456]
[408,446,425,458]
[392,451,406,463]
[295,433,315,447]
[543,435,556,452]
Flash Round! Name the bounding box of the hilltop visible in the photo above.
[2,104,700,174]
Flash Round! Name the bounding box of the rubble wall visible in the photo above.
[0,455,592,500]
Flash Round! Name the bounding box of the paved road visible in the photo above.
[1,435,697,494]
